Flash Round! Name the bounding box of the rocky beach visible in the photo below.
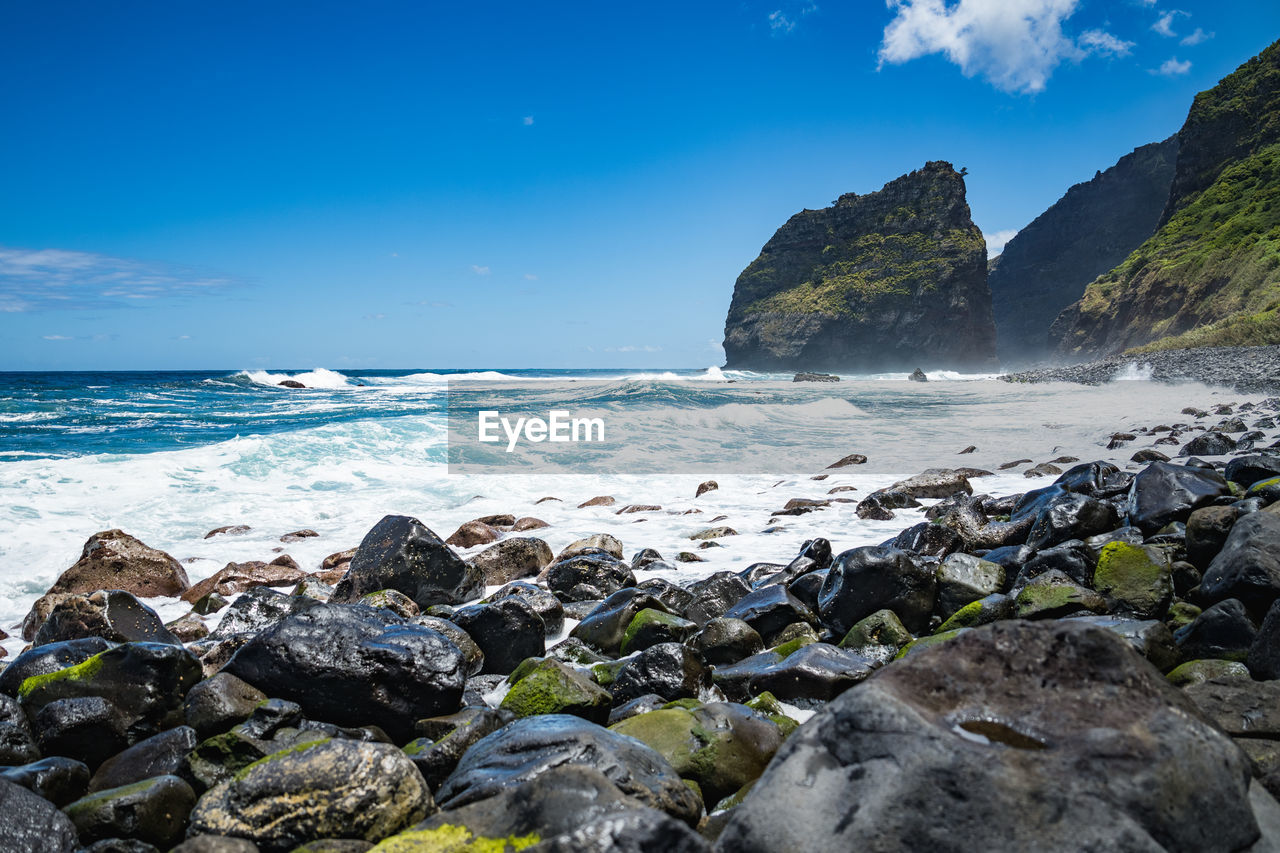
[1003,344,1280,393]
[5,375,1280,850]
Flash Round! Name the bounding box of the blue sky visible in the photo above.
[2,1,1278,370]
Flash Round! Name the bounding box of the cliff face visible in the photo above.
[722,162,996,372]
[1051,40,1280,358]
[988,137,1178,365]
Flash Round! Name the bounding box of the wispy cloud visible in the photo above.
[1151,9,1188,38]
[1078,29,1134,57]
[984,229,1020,258]
[0,245,235,313]
[40,333,117,342]
[470,265,491,276]
[768,3,817,35]
[1181,27,1212,46]
[522,116,535,126]
[878,0,1129,95]
[606,344,663,353]
[524,273,538,281]
[41,334,72,341]
[1155,56,1192,75]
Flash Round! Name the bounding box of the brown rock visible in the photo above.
[827,486,857,494]
[280,529,318,543]
[180,558,306,604]
[827,454,868,468]
[535,497,562,505]
[47,529,189,599]
[21,593,74,641]
[277,379,306,389]
[958,445,977,454]
[695,480,719,497]
[468,537,554,586]
[999,459,1032,469]
[167,612,210,642]
[512,517,549,532]
[775,498,830,516]
[474,514,516,528]
[555,534,624,563]
[446,521,502,549]
[321,548,356,572]
[577,496,616,508]
[204,525,251,539]
[616,505,661,514]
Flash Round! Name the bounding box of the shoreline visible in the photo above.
[3,386,1280,847]
[1002,344,1280,393]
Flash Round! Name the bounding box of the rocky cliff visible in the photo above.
[722,161,996,372]
[988,137,1178,365]
[1051,40,1280,357]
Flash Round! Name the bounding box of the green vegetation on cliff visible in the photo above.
[722,161,996,371]
[1052,40,1280,356]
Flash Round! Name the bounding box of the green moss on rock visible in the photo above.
[368,825,540,852]
[1093,541,1173,618]
[499,659,611,723]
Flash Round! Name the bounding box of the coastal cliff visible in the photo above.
[722,161,996,372]
[988,137,1178,365]
[1051,39,1280,357]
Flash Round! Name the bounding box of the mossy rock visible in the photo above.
[367,823,541,852]
[1248,476,1280,501]
[499,659,611,724]
[1013,575,1107,620]
[770,633,818,659]
[713,780,757,813]
[63,774,196,848]
[620,608,697,656]
[1093,542,1173,619]
[1166,600,1203,631]
[839,609,912,659]
[608,703,784,805]
[895,629,965,660]
[589,659,627,688]
[1167,659,1251,687]
[744,692,799,739]
[938,593,1013,633]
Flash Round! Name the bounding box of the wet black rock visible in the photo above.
[571,589,671,656]
[222,604,468,742]
[1128,461,1231,534]
[331,515,483,609]
[887,522,963,558]
[544,553,636,602]
[692,618,764,666]
[744,643,875,705]
[486,581,565,637]
[1017,540,1094,588]
[722,585,818,643]
[0,693,40,765]
[64,774,196,849]
[1248,598,1280,680]
[1226,455,1280,488]
[34,590,180,647]
[400,765,708,852]
[0,777,80,853]
[0,637,114,697]
[208,586,320,640]
[1180,431,1238,457]
[467,537,554,586]
[182,672,268,740]
[610,643,710,706]
[1176,598,1257,662]
[404,707,515,789]
[1200,510,1280,617]
[436,714,702,825]
[1186,505,1242,569]
[818,546,936,635]
[0,756,89,807]
[89,725,198,793]
[450,598,545,676]
[684,573,752,626]
[20,643,201,767]
[1024,492,1120,550]
[715,620,1260,852]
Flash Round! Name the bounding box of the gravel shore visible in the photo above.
[1002,345,1280,393]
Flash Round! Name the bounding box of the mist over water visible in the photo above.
[0,367,1259,654]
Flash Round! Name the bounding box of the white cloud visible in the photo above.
[878,0,1125,95]
[768,10,795,33]
[1151,9,1188,38]
[606,345,663,353]
[0,245,235,312]
[523,116,534,126]
[1156,56,1191,75]
[1078,29,1134,57]
[470,265,491,275]
[984,229,1020,258]
[524,273,538,280]
[42,334,72,341]
[1181,27,1212,46]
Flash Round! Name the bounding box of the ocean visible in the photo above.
[0,366,1262,655]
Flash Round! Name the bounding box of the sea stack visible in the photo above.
[722,161,996,372]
